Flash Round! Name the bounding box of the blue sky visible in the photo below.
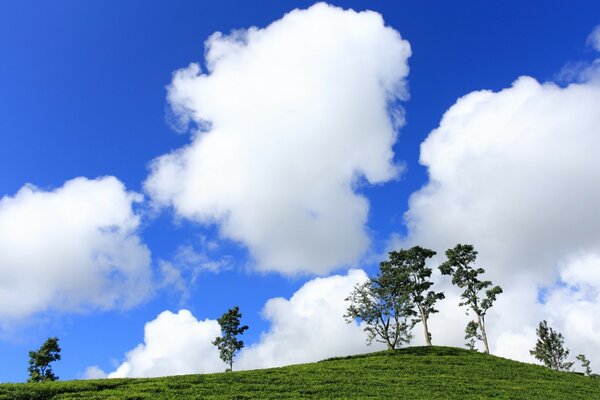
[1,1,600,382]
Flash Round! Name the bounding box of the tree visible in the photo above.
[212,306,248,372]
[530,320,573,371]
[345,263,414,350]
[464,320,480,351]
[381,246,445,346]
[439,244,502,354]
[576,354,592,376]
[28,337,61,382]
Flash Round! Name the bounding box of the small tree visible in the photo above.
[439,244,502,354]
[28,337,61,382]
[577,354,592,376]
[464,320,480,351]
[212,306,248,372]
[381,246,445,346]
[345,264,414,350]
[530,320,573,371]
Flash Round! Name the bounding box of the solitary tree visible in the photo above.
[530,320,573,371]
[439,244,502,354]
[345,263,414,350]
[212,306,248,372]
[576,354,593,376]
[28,337,61,382]
[381,246,445,346]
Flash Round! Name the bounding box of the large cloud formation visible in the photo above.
[0,176,152,321]
[89,269,379,378]
[144,3,411,275]
[402,68,600,367]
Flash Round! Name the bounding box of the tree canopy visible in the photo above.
[345,262,414,350]
[382,246,445,346]
[27,337,61,383]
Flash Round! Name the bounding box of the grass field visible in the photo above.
[1,346,599,399]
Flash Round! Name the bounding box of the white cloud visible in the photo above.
[399,70,600,369]
[145,2,411,275]
[96,269,382,378]
[542,253,600,368]
[81,366,107,380]
[108,310,224,378]
[406,75,600,285]
[237,269,380,369]
[587,25,600,52]
[0,176,152,321]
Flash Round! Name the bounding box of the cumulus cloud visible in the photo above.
[587,24,600,52]
[237,269,378,369]
[407,75,600,284]
[107,310,224,378]
[399,70,600,369]
[145,2,411,275]
[94,269,381,378]
[0,176,152,321]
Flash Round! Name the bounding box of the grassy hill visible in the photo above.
[1,346,599,399]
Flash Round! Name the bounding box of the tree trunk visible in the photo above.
[422,315,432,346]
[419,306,432,346]
[478,315,489,354]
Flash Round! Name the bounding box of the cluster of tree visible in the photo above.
[345,244,502,354]
[23,245,595,380]
[530,320,595,376]
[345,243,597,377]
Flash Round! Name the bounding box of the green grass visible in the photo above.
[1,346,599,399]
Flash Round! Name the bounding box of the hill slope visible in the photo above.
[1,346,599,399]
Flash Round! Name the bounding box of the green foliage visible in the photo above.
[464,320,481,351]
[530,320,574,372]
[382,246,445,346]
[344,264,414,350]
[212,306,248,372]
[439,244,502,353]
[27,337,61,383]
[2,346,600,399]
[576,354,592,376]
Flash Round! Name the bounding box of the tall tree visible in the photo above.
[381,246,445,346]
[530,320,573,372]
[212,306,249,372]
[345,264,414,350]
[439,244,502,354]
[28,337,61,383]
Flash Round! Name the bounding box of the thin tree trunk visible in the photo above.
[478,314,489,354]
[422,315,432,346]
[419,306,432,346]
[380,313,394,350]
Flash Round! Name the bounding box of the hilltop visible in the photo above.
[1,346,599,399]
